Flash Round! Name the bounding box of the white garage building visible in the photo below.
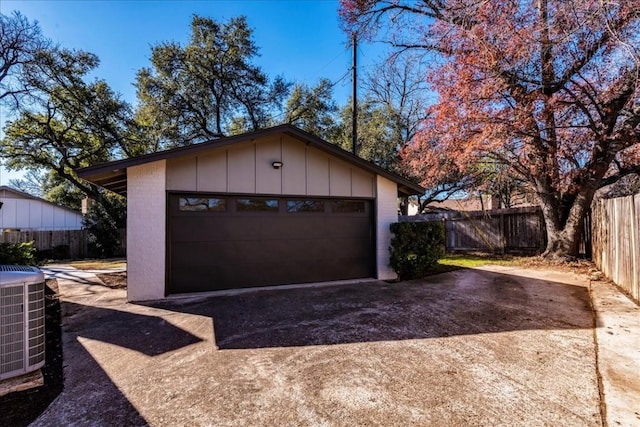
[78,125,424,301]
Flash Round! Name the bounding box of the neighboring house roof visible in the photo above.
[76,124,425,197]
[427,198,487,212]
[426,194,537,212]
[0,185,82,216]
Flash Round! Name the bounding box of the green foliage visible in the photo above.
[389,221,445,280]
[0,45,136,205]
[0,11,48,104]
[0,241,38,265]
[83,192,126,258]
[335,99,398,168]
[135,15,290,148]
[438,253,518,269]
[1,28,136,230]
[284,79,338,140]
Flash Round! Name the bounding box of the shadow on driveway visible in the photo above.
[63,302,203,356]
[32,337,150,427]
[32,301,203,426]
[148,269,593,349]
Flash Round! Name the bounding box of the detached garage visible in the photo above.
[78,125,423,301]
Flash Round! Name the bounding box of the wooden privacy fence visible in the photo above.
[592,194,639,304]
[402,207,546,254]
[0,229,126,259]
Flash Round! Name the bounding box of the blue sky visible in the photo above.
[1,0,389,185]
[2,0,385,105]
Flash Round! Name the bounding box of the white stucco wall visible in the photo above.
[376,175,399,281]
[127,160,166,301]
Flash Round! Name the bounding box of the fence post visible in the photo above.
[630,195,638,301]
[500,213,506,254]
[539,208,546,253]
[443,218,448,252]
[612,198,616,280]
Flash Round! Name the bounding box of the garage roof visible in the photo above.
[76,124,425,197]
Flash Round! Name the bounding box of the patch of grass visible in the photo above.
[422,253,522,275]
[430,252,595,276]
[60,258,126,270]
[438,253,519,268]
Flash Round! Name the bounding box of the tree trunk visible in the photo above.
[539,187,596,260]
[543,226,580,260]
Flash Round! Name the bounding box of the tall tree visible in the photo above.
[333,55,430,174]
[341,0,640,259]
[335,99,398,169]
[135,15,290,148]
[283,78,338,140]
[0,11,48,105]
[362,54,429,151]
[1,11,130,248]
[0,46,133,210]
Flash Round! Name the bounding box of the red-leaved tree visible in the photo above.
[341,0,640,259]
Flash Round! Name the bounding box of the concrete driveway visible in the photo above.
[34,266,604,426]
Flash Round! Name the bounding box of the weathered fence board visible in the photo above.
[0,229,126,259]
[592,194,639,304]
[402,207,546,254]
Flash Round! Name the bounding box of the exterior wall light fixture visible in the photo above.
[272,161,283,169]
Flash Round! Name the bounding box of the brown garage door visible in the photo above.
[167,194,375,294]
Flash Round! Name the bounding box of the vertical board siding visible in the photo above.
[196,151,228,192]
[165,135,375,198]
[305,148,331,195]
[0,199,83,231]
[255,138,283,194]
[227,143,256,194]
[282,138,307,195]
[593,194,639,304]
[329,159,352,197]
[165,156,196,191]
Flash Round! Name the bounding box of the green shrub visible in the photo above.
[39,244,70,261]
[389,221,445,280]
[0,241,38,265]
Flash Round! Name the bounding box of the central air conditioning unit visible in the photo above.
[0,265,46,381]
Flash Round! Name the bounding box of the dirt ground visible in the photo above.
[31,266,601,426]
[96,271,127,288]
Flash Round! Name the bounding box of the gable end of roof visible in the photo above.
[76,124,425,197]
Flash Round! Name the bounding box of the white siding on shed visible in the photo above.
[0,194,83,231]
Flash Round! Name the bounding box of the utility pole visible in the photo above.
[351,32,358,156]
